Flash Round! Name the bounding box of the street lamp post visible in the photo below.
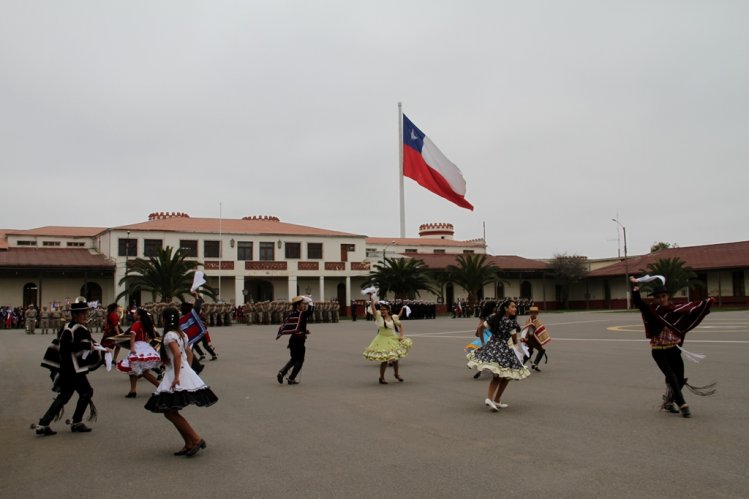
[612,218,630,309]
[125,230,131,310]
[382,240,396,263]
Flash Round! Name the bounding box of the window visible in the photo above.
[307,243,323,259]
[118,238,137,257]
[180,240,198,257]
[405,249,417,254]
[237,241,253,261]
[144,239,163,257]
[67,242,85,247]
[42,241,61,247]
[285,242,301,259]
[259,242,275,261]
[17,240,37,246]
[204,240,220,258]
[433,249,446,254]
[463,250,475,254]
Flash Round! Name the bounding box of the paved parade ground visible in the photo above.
[2,310,748,498]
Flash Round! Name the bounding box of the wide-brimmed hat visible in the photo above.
[648,285,669,297]
[70,301,91,312]
[529,306,539,313]
[290,296,304,304]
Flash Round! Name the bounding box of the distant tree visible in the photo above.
[363,257,434,300]
[550,253,588,309]
[446,254,500,304]
[640,257,701,297]
[650,241,678,253]
[117,246,217,304]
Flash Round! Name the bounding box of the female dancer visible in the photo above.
[467,299,530,411]
[629,276,715,418]
[102,303,124,363]
[465,301,497,379]
[144,307,218,457]
[362,293,412,384]
[116,308,162,398]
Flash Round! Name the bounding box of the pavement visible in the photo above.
[1,310,748,499]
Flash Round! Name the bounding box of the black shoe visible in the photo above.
[125,392,136,398]
[174,447,190,456]
[379,378,388,384]
[277,372,284,384]
[185,439,206,457]
[680,404,691,418]
[287,379,299,385]
[71,423,92,433]
[473,371,481,379]
[394,375,404,382]
[35,425,56,436]
[210,356,218,361]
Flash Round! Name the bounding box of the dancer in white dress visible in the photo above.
[145,307,218,457]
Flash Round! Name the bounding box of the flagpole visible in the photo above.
[398,102,405,238]
[218,201,222,302]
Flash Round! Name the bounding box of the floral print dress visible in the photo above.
[466,315,530,380]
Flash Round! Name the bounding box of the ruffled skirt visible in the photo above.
[116,341,162,375]
[144,362,218,413]
[363,328,413,362]
[466,334,530,380]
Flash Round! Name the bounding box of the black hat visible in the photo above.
[70,301,91,312]
[648,285,669,297]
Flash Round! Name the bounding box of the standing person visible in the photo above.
[145,307,218,457]
[117,308,162,398]
[467,299,530,411]
[522,306,550,372]
[276,296,314,385]
[35,300,102,436]
[40,306,51,335]
[25,305,38,334]
[362,293,412,384]
[630,276,716,418]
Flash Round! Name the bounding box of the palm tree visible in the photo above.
[446,254,500,304]
[641,257,701,297]
[117,246,217,304]
[363,257,434,300]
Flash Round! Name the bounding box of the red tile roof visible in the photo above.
[0,248,114,269]
[5,226,106,237]
[402,253,549,271]
[367,237,485,248]
[587,241,749,277]
[115,217,363,237]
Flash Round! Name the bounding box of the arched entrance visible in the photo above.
[80,282,103,303]
[244,278,274,302]
[520,281,532,299]
[23,283,38,307]
[496,283,505,299]
[445,283,454,310]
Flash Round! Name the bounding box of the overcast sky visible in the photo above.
[1,1,747,259]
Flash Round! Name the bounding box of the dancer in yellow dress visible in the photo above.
[362,292,412,384]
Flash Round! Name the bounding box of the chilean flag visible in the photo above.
[403,114,474,210]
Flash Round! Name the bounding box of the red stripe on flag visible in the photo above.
[403,146,474,210]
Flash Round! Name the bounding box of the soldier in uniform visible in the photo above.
[25,305,38,334]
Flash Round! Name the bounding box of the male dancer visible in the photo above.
[276,296,314,385]
[35,300,101,435]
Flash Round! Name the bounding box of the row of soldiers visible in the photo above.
[137,302,235,328]
[352,300,438,321]
[237,300,341,325]
[452,298,537,319]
